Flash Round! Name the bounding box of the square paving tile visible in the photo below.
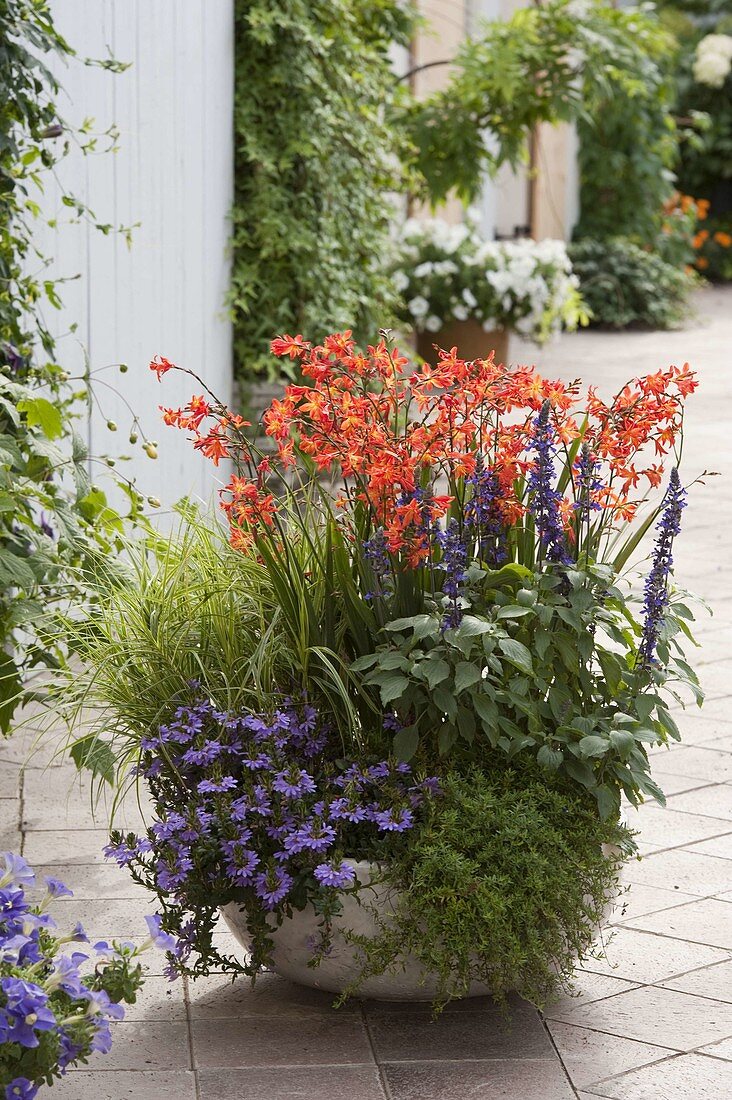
[198,1066,385,1100]
[22,828,111,864]
[652,746,732,784]
[56,896,152,939]
[47,1071,196,1099]
[623,897,732,950]
[699,1036,732,1060]
[623,805,732,850]
[579,926,730,985]
[610,882,697,925]
[187,971,357,1018]
[586,1052,732,1098]
[624,848,732,896]
[684,834,732,860]
[366,1000,552,1062]
[546,1021,668,1088]
[666,784,732,822]
[29,862,147,900]
[75,1022,191,1071]
[192,1015,373,1068]
[661,958,732,1003]
[546,985,732,1050]
[547,971,639,1011]
[382,1059,575,1100]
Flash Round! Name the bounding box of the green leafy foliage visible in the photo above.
[0,0,141,734]
[358,564,700,819]
[344,766,633,1010]
[401,0,676,209]
[568,238,698,329]
[230,0,413,379]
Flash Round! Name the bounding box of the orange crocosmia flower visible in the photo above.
[161,405,183,427]
[714,231,732,248]
[193,431,229,466]
[150,355,176,379]
[692,230,709,249]
[696,257,709,270]
[270,334,309,360]
[186,395,211,428]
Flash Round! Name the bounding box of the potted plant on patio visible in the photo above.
[68,335,700,1011]
[395,218,586,362]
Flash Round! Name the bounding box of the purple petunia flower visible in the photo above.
[144,914,178,953]
[43,876,73,899]
[0,853,35,890]
[0,978,56,1048]
[5,1078,38,1100]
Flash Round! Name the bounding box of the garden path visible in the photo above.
[2,284,732,1099]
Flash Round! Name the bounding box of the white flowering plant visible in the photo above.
[693,34,732,90]
[395,218,586,343]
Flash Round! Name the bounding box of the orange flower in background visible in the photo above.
[150,355,176,379]
[714,231,732,248]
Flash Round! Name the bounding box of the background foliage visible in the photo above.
[0,1,141,734]
[230,0,413,381]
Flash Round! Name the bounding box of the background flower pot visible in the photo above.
[417,320,510,364]
[222,855,621,1001]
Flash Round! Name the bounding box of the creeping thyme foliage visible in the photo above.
[348,767,634,1012]
[0,853,157,1098]
[106,694,439,978]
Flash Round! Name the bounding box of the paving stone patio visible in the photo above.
[2,284,731,1098]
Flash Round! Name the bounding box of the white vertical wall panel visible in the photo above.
[44,1,234,515]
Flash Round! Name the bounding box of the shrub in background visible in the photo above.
[568,239,698,329]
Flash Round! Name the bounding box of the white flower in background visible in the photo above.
[693,34,732,88]
[407,295,429,320]
[393,270,410,293]
[395,219,581,343]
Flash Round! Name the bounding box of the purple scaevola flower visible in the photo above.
[371,807,415,833]
[197,776,237,795]
[254,867,292,910]
[272,767,317,799]
[527,401,571,565]
[638,467,687,665]
[313,860,356,889]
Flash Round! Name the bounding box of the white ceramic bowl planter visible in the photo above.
[222,860,492,1000]
[222,852,621,1001]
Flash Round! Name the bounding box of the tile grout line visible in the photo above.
[183,976,202,1100]
[539,1011,581,1098]
[360,1003,393,1100]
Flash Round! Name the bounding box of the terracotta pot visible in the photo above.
[417,321,510,365]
